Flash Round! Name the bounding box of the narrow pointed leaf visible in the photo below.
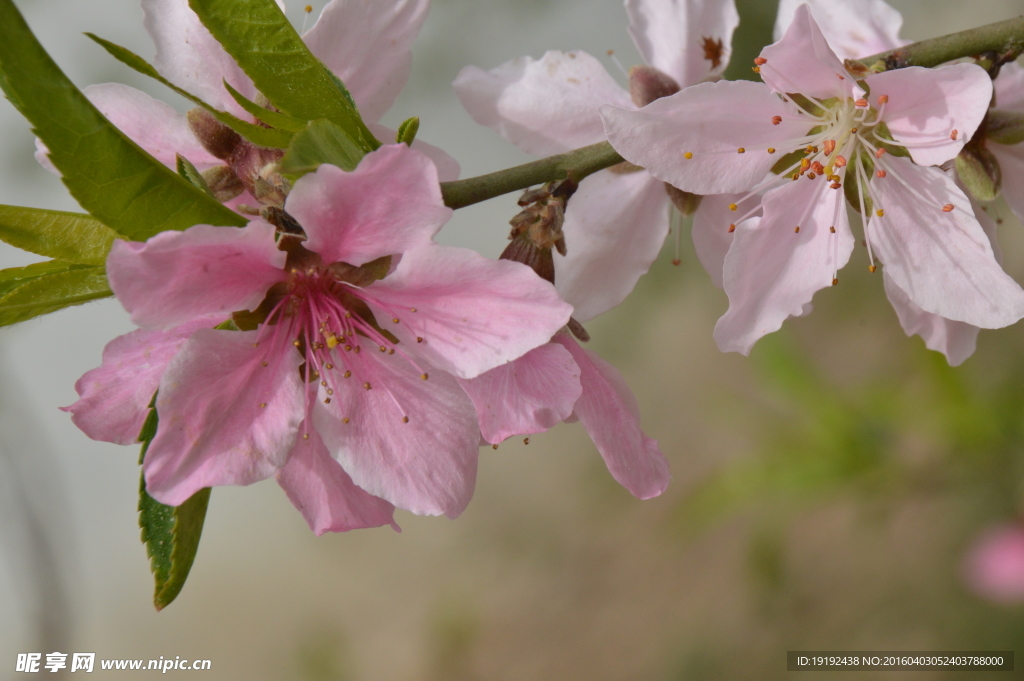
[176,154,215,198]
[86,33,293,149]
[0,260,87,298]
[223,80,308,132]
[188,0,378,152]
[0,206,116,266]
[396,117,420,146]
[137,402,212,610]
[279,119,365,177]
[0,264,111,326]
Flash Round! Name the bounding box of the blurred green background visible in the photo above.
[3,0,1024,678]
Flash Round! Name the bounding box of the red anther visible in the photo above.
[754,57,767,65]
[878,94,889,104]
[942,204,954,212]
[728,224,736,233]
[876,169,887,178]
[834,155,847,168]
[855,98,868,107]
[823,139,836,156]
[772,115,782,125]
[811,161,825,175]
[830,182,841,189]
[950,129,959,140]
[875,148,886,158]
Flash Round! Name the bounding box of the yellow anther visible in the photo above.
[728,203,738,211]
[684,152,693,159]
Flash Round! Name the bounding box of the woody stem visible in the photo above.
[859,15,1024,70]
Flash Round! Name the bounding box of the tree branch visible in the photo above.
[859,16,1024,70]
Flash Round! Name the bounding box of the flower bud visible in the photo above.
[985,110,1024,146]
[201,165,245,202]
[186,108,243,160]
[956,143,1002,202]
[628,65,680,108]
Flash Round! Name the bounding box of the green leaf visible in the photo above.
[279,119,365,177]
[188,0,378,152]
[176,154,215,198]
[86,33,293,150]
[396,117,420,146]
[0,264,111,326]
[0,0,244,240]
[0,259,85,298]
[223,80,308,132]
[0,205,116,266]
[137,402,211,610]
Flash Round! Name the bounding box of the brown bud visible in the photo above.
[628,65,680,108]
[500,235,555,284]
[664,183,702,215]
[186,108,242,160]
[567,317,590,342]
[201,165,245,202]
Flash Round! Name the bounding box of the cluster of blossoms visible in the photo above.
[19,0,1024,599]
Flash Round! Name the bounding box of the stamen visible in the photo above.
[772,116,782,125]
[767,148,775,153]
[754,57,767,65]
[876,169,887,178]
[794,226,800,233]
[942,204,954,212]
[823,140,836,156]
[950,129,958,141]
[737,148,745,154]
[877,94,889,105]
[834,155,847,167]
[728,203,738,211]
[875,148,886,158]
[869,265,877,273]
[684,152,693,159]
[855,98,868,107]
[728,224,736,233]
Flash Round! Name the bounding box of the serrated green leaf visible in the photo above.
[0,260,86,298]
[188,0,378,152]
[279,119,365,177]
[137,401,211,611]
[0,0,244,240]
[223,81,308,132]
[86,33,293,150]
[0,264,111,326]
[176,154,215,198]
[0,205,116,266]
[396,117,419,146]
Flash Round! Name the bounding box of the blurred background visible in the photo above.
[3,0,1024,678]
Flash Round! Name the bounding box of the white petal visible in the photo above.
[883,272,979,366]
[773,0,906,61]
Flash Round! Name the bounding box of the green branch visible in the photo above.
[859,16,1024,70]
[440,142,623,210]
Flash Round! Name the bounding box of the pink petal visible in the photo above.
[988,142,1024,224]
[692,192,757,288]
[313,349,480,518]
[144,329,305,506]
[285,144,451,267]
[773,0,906,61]
[626,0,740,86]
[714,177,854,354]
[553,334,669,500]
[84,83,221,169]
[867,64,992,167]
[365,245,573,379]
[107,221,286,330]
[964,524,1024,605]
[303,0,428,123]
[34,138,57,175]
[556,170,669,322]
[142,0,256,116]
[457,342,582,444]
[601,80,809,194]
[455,51,633,157]
[276,425,399,535]
[366,122,461,181]
[883,272,978,366]
[759,4,863,101]
[61,315,225,446]
[994,62,1024,111]
[869,158,1024,328]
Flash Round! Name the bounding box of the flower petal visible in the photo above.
[366,122,461,181]
[601,80,808,194]
[988,142,1024,224]
[625,0,740,86]
[107,221,286,330]
[883,272,978,366]
[867,64,992,167]
[994,62,1024,111]
[714,177,854,354]
[773,0,906,61]
[869,158,1024,328]
[555,170,669,322]
[365,245,573,379]
[964,524,1024,605]
[313,349,480,518]
[62,315,224,446]
[553,334,669,500]
[303,0,428,123]
[142,0,256,116]
[457,342,582,443]
[759,4,863,101]
[144,329,305,506]
[692,192,757,288]
[276,425,399,535]
[285,144,451,267]
[455,51,633,157]
[84,83,221,170]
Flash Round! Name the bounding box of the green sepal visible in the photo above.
[770,148,807,176]
[187,0,378,152]
[0,205,116,266]
[843,156,875,216]
[223,81,308,133]
[0,1,243,240]
[137,398,212,611]
[279,119,365,178]
[0,263,111,327]
[956,144,1002,202]
[86,33,293,150]
[396,117,420,146]
[870,122,911,159]
[986,109,1024,145]
[176,155,216,198]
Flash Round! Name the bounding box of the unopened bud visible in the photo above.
[664,183,702,215]
[628,65,680,108]
[187,108,243,160]
[956,143,1002,202]
[201,165,245,202]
